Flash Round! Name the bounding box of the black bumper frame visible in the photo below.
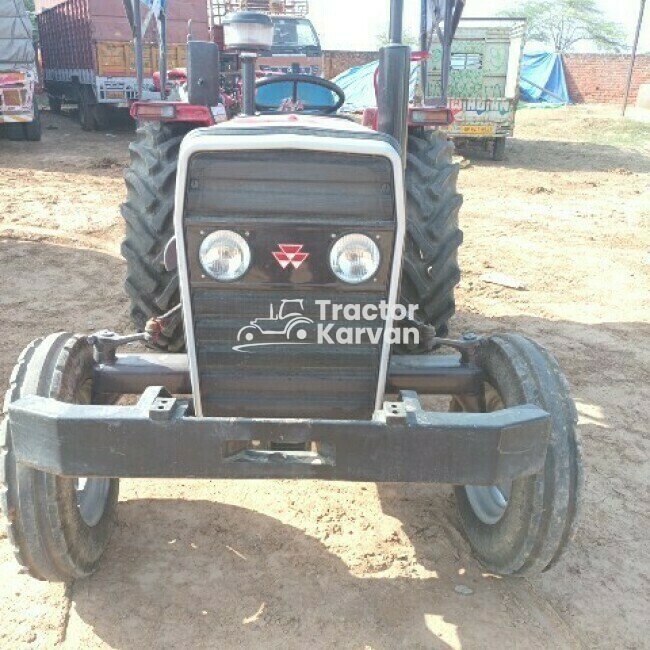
[8,384,550,485]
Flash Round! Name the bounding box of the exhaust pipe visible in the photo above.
[377,0,410,162]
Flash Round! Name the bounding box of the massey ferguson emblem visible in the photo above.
[273,244,310,270]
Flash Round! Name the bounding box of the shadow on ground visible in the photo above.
[69,498,573,650]
[456,137,650,174]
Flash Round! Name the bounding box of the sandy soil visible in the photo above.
[0,105,648,649]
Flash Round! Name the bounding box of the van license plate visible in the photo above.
[460,125,496,135]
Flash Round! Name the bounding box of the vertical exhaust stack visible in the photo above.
[377,0,411,162]
[241,53,257,115]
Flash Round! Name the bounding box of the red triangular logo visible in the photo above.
[273,244,310,270]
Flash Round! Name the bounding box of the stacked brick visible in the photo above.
[563,54,650,104]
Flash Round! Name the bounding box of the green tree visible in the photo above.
[502,0,628,52]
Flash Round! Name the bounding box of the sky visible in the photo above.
[307,0,650,53]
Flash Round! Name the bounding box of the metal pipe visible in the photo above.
[389,0,405,44]
[387,355,483,396]
[93,353,482,397]
[377,44,411,162]
[158,11,167,100]
[93,354,192,396]
[623,0,646,116]
[132,0,144,100]
[241,53,257,116]
[420,0,429,91]
[439,0,454,104]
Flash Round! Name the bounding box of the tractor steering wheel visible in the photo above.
[255,74,346,115]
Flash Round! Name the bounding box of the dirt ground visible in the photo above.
[0,104,648,649]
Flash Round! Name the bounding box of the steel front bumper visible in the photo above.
[8,387,550,485]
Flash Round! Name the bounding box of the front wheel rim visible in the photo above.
[75,477,111,527]
[464,483,512,525]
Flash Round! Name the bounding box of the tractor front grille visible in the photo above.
[181,137,399,420]
[193,290,384,419]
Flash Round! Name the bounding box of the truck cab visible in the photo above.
[210,1,322,76]
[0,0,41,141]
[258,15,322,75]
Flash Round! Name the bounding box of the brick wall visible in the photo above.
[563,54,650,104]
[322,50,378,79]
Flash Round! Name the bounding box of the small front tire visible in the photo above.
[452,334,583,576]
[0,334,119,582]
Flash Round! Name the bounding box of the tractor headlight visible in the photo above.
[199,231,251,281]
[330,234,381,284]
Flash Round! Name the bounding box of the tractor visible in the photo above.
[1,0,582,583]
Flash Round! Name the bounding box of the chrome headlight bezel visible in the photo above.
[199,230,251,282]
[329,233,382,285]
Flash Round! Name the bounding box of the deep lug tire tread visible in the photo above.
[121,122,190,352]
[402,130,464,337]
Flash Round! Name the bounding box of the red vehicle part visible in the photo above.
[130,101,214,126]
[152,68,188,93]
[362,106,455,130]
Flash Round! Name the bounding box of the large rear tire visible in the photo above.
[452,334,583,576]
[121,121,190,351]
[0,334,119,582]
[401,130,463,338]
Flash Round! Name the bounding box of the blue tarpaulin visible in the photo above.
[520,52,569,104]
[332,60,421,113]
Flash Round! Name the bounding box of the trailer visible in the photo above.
[427,18,526,160]
[35,0,209,130]
[0,0,41,141]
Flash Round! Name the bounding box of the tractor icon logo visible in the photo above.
[234,299,315,352]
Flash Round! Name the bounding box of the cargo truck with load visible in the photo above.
[0,0,41,141]
[35,0,210,130]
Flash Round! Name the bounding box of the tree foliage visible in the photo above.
[502,0,628,52]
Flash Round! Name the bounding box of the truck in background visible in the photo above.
[0,0,41,141]
[427,18,526,161]
[210,1,322,76]
[35,0,209,130]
